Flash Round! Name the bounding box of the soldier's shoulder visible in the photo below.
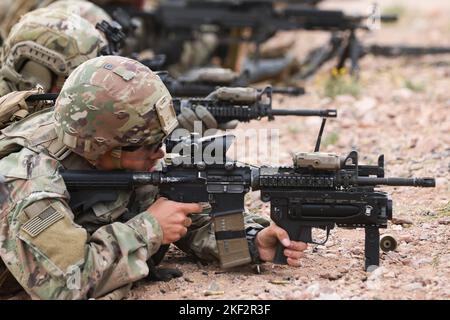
[0,144,67,211]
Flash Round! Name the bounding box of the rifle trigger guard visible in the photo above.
[310,227,331,246]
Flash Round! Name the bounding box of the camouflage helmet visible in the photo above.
[54,55,178,162]
[0,8,107,92]
[46,0,113,26]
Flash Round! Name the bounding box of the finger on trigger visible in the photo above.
[284,249,304,260]
[181,202,203,214]
[288,241,308,251]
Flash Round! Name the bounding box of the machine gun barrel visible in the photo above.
[357,177,436,187]
[368,44,450,57]
[271,86,305,96]
[379,14,398,23]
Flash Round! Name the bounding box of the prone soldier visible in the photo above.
[0,55,307,299]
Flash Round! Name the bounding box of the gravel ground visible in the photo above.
[129,0,450,300]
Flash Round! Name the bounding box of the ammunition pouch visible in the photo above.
[0,87,46,129]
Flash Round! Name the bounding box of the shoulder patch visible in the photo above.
[21,205,64,237]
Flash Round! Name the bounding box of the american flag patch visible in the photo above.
[21,206,64,237]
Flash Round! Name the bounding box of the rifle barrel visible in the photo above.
[268,109,337,118]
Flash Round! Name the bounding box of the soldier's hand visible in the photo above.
[255,223,307,267]
[147,197,202,245]
[176,104,239,133]
[177,104,218,132]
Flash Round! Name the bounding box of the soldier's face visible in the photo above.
[121,145,165,171]
[95,146,165,171]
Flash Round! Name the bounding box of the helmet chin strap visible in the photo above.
[110,148,123,169]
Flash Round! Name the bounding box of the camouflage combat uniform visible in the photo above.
[0,56,269,300]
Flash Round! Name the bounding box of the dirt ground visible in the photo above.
[129,0,450,300]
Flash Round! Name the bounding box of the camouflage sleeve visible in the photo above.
[174,211,270,263]
[0,197,163,300]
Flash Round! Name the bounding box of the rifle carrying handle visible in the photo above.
[273,226,313,264]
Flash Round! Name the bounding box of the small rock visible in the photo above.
[184,277,194,283]
[401,259,412,266]
[351,247,363,255]
[201,271,208,276]
[306,283,321,296]
[367,266,386,281]
[438,217,450,225]
[320,272,342,281]
[399,235,414,243]
[317,292,342,300]
[421,210,436,217]
[392,217,414,225]
[207,281,221,292]
[181,289,194,298]
[419,234,428,241]
[286,290,312,300]
[412,257,433,267]
[366,281,381,290]
[403,282,424,291]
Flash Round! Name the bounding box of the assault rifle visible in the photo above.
[172,86,334,125]
[61,127,435,270]
[25,86,336,126]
